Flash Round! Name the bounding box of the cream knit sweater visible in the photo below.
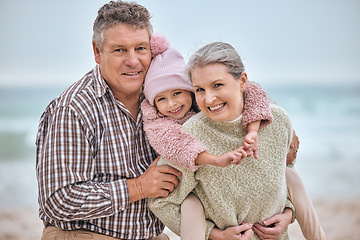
[149,104,294,239]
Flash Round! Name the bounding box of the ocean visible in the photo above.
[1,84,360,209]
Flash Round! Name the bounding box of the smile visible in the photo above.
[169,106,183,113]
[208,103,225,111]
[122,71,141,76]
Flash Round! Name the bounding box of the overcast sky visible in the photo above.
[0,0,359,87]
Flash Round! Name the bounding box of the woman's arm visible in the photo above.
[209,224,254,240]
[252,208,293,240]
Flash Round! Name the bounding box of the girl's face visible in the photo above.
[191,63,247,122]
[154,89,193,119]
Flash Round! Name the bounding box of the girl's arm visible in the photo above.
[242,83,300,163]
[242,82,273,130]
[242,120,260,158]
[141,99,206,171]
[141,100,246,170]
[195,149,246,167]
[242,82,273,158]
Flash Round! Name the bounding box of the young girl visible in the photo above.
[144,36,326,239]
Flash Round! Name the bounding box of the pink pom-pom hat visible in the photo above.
[144,33,193,105]
[150,33,170,58]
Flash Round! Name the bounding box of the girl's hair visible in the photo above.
[93,1,153,51]
[190,92,200,113]
[187,42,245,81]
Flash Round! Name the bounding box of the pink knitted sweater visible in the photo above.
[141,82,273,171]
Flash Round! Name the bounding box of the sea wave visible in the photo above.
[0,85,359,207]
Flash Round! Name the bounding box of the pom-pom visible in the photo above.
[150,33,170,58]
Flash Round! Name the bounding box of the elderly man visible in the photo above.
[36,1,180,239]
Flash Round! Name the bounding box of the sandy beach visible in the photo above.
[0,197,358,240]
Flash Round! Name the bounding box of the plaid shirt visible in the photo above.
[36,65,162,239]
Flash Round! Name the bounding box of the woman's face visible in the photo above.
[191,63,247,122]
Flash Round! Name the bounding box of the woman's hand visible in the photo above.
[252,208,292,240]
[209,223,253,240]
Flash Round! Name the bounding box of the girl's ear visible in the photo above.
[239,72,248,92]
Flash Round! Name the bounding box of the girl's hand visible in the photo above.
[215,149,246,167]
[242,130,259,159]
[231,147,247,164]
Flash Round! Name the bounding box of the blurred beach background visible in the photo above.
[1,0,359,239]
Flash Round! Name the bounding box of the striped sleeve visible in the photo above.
[37,105,130,221]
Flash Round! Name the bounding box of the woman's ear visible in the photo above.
[240,72,248,92]
[92,41,101,64]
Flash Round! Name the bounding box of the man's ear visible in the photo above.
[240,72,248,92]
[92,41,101,64]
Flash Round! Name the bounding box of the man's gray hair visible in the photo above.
[93,1,153,50]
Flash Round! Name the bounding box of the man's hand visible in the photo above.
[252,208,292,240]
[209,223,253,240]
[286,130,300,165]
[128,157,181,202]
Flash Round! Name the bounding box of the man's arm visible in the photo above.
[36,106,131,221]
[37,106,182,221]
[128,157,181,203]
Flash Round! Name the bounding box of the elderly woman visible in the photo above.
[149,42,295,240]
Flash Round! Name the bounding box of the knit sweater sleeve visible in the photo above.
[148,157,199,237]
[148,158,216,239]
[141,99,207,171]
[242,82,273,130]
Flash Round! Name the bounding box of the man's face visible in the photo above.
[93,24,151,101]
